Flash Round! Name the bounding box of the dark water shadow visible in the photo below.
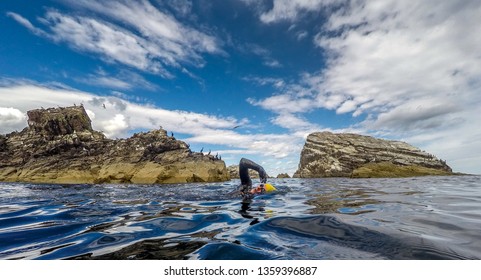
[246,215,471,260]
[68,239,207,260]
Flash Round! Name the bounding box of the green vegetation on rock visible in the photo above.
[351,162,453,178]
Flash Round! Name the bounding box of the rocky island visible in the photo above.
[0,106,229,184]
[294,131,453,178]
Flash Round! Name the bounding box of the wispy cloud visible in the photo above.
[258,0,337,24]
[6,12,47,36]
[263,59,282,68]
[77,68,158,91]
[8,0,223,77]
[296,30,308,41]
[64,0,223,62]
[242,76,286,89]
[235,42,283,68]
[163,0,193,18]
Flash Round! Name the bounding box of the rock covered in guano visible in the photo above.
[0,106,229,184]
[294,131,453,178]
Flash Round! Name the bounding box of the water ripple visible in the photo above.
[0,176,480,259]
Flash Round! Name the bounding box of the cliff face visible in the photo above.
[0,106,229,184]
[294,132,452,178]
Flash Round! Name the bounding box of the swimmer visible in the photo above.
[248,183,276,194]
[237,158,276,202]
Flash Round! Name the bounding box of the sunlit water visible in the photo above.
[1,176,480,259]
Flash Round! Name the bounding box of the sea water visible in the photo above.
[0,176,480,259]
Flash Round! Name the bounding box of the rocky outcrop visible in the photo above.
[294,132,453,178]
[0,106,229,184]
[276,173,290,178]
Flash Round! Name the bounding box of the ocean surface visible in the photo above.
[0,176,480,260]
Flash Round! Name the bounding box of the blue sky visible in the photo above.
[1,0,481,176]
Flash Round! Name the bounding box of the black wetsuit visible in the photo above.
[238,158,267,200]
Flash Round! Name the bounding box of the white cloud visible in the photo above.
[336,99,357,114]
[0,107,26,134]
[242,76,286,89]
[44,10,170,76]
[184,129,303,161]
[85,77,133,91]
[6,12,46,36]
[101,114,129,138]
[248,93,314,114]
[9,0,223,77]
[66,0,222,60]
[249,0,481,174]
[264,59,282,68]
[259,0,336,24]
[78,69,158,91]
[296,30,308,41]
[271,113,320,132]
[0,81,235,136]
[164,0,193,18]
[234,42,283,69]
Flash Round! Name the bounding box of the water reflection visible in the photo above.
[249,215,468,259]
[306,188,382,215]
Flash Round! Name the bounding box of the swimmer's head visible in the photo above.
[249,183,276,194]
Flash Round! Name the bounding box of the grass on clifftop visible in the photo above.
[351,162,453,178]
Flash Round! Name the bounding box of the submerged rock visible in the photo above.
[0,106,229,184]
[294,131,453,178]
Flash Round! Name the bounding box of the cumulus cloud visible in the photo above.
[101,114,129,138]
[248,0,481,173]
[0,107,26,134]
[8,0,223,77]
